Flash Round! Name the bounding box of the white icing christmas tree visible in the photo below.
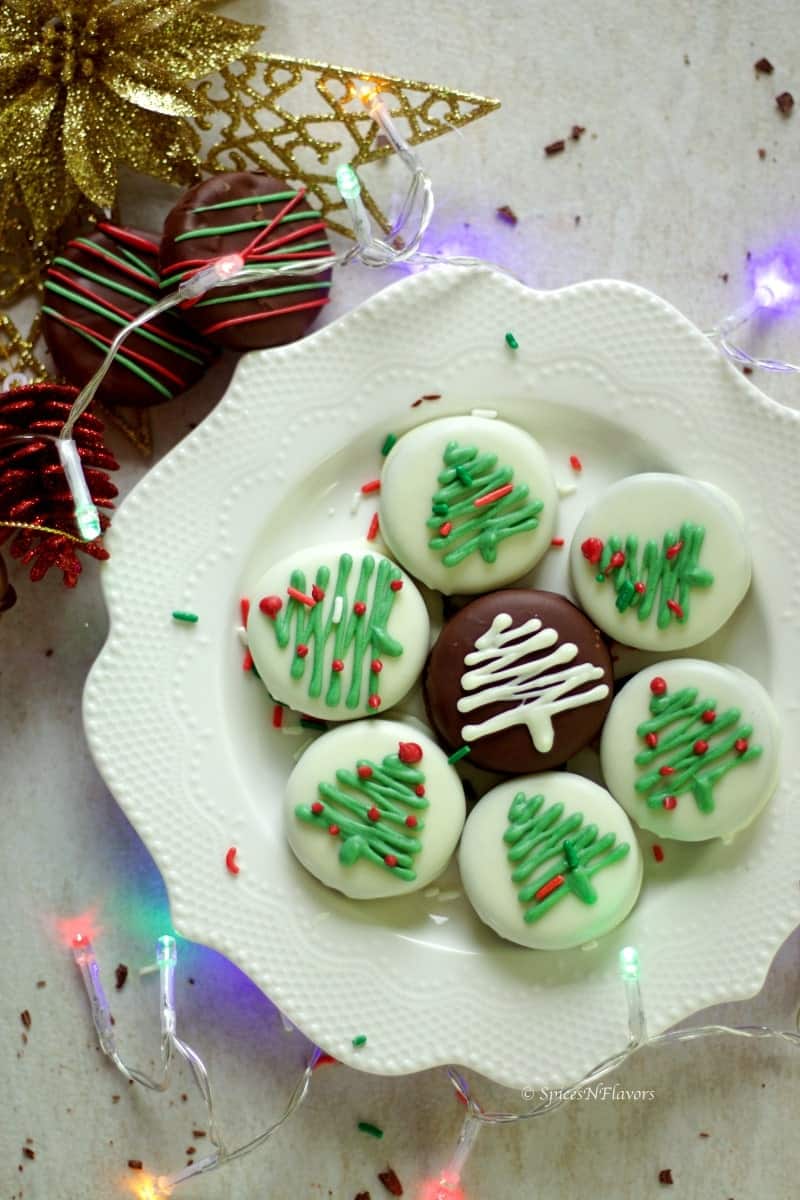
[457,614,609,751]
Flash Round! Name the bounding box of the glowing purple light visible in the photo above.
[750,248,800,311]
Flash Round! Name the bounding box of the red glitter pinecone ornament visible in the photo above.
[0,383,119,601]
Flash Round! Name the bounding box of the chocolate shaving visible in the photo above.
[544,139,566,157]
[570,125,586,141]
[22,1148,35,1160]
[192,1129,206,1138]
[378,1168,403,1196]
[755,57,774,74]
[355,1193,372,1200]
[699,1131,710,1138]
[36,980,46,988]
[128,1160,143,1170]
[719,273,729,282]
[758,148,767,159]
[186,1146,196,1156]
[776,91,794,115]
[20,1010,31,1029]
[496,205,518,226]
[114,963,128,991]
[658,1169,674,1185]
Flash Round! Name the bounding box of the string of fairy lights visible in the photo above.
[43,77,800,1200]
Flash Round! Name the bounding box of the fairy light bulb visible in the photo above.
[336,163,361,201]
[619,945,640,981]
[56,437,101,541]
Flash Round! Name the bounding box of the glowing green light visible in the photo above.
[156,935,177,966]
[75,503,102,541]
[336,163,362,201]
[619,945,640,981]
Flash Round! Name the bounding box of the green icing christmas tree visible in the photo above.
[426,441,544,567]
[580,522,714,628]
[504,792,630,924]
[634,675,763,813]
[296,741,429,879]
[260,552,404,713]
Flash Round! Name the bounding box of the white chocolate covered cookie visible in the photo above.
[600,659,780,842]
[379,416,558,594]
[569,473,751,651]
[247,542,429,721]
[285,719,466,899]
[459,773,643,950]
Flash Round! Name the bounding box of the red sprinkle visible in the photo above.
[367,694,381,709]
[634,581,647,594]
[240,597,250,627]
[607,550,626,572]
[474,483,513,507]
[296,644,309,658]
[390,579,403,592]
[735,737,749,754]
[328,824,340,836]
[260,595,283,618]
[313,1053,337,1070]
[701,709,716,724]
[659,765,675,776]
[414,784,426,797]
[384,854,398,868]
[367,806,380,822]
[405,815,418,828]
[645,732,659,748]
[439,521,453,537]
[242,650,254,672]
[580,537,604,564]
[311,801,324,814]
[662,796,678,810]
[311,584,326,602]
[550,537,565,547]
[371,659,383,673]
[398,741,423,764]
[666,599,684,619]
[569,454,583,471]
[272,705,284,729]
[358,765,373,779]
[534,873,565,902]
[287,585,316,607]
[332,659,344,672]
[354,601,367,616]
[665,540,684,560]
[366,512,380,541]
[361,479,381,494]
[650,676,667,695]
[693,739,709,756]
[225,847,240,875]
[652,845,665,863]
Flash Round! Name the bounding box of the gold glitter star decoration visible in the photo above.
[0,0,263,244]
[196,54,500,235]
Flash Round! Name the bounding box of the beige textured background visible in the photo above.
[2,2,798,1198]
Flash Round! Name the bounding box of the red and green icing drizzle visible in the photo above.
[504,792,630,924]
[634,675,762,812]
[42,222,213,402]
[580,522,713,627]
[427,441,544,567]
[159,187,331,337]
[296,741,429,879]
[260,553,405,712]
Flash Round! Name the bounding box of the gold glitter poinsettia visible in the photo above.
[0,0,263,241]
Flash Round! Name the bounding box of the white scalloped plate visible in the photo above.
[84,267,800,1089]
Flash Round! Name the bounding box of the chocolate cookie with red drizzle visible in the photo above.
[159,172,333,351]
[41,223,216,408]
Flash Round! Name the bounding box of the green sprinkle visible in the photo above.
[447,745,472,765]
[172,611,198,623]
[505,331,519,349]
[357,1121,383,1139]
[352,1033,368,1047]
[381,432,398,456]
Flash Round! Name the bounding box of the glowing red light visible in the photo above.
[418,1176,466,1200]
[55,907,101,948]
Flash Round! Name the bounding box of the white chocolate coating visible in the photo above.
[379,416,558,594]
[459,773,643,950]
[458,612,610,751]
[569,474,751,651]
[600,659,780,842]
[247,542,429,721]
[285,719,466,899]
